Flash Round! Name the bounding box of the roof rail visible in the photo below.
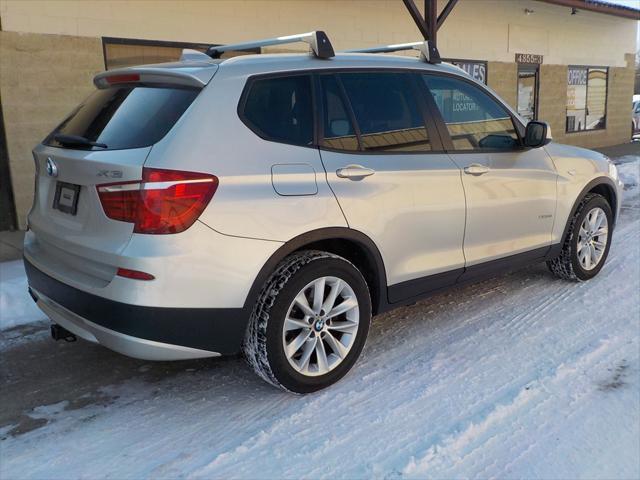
[206,31,335,59]
[343,41,441,64]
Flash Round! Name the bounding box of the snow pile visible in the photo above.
[616,155,639,203]
[0,260,46,331]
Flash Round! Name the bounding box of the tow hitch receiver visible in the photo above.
[50,324,77,342]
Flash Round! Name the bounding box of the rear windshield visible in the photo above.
[45,86,200,150]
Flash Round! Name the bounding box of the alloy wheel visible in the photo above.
[282,276,360,377]
[577,207,608,271]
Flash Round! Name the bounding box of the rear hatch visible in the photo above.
[27,62,217,287]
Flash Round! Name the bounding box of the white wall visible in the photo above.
[0,0,636,67]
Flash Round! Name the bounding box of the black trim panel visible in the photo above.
[384,245,558,309]
[388,268,462,303]
[24,258,247,355]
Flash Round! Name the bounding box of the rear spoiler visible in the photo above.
[93,64,218,89]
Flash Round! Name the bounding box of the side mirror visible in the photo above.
[524,121,551,148]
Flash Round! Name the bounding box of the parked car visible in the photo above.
[633,99,640,136]
[25,32,623,393]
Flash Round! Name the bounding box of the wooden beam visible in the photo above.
[437,0,459,29]
[425,0,437,46]
[401,0,430,40]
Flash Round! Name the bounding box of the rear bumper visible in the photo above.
[25,258,248,359]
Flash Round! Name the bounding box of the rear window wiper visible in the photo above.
[53,134,108,149]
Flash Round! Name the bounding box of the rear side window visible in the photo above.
[339,72,431,152]
[319,75,359,152]
[242,75,313,146]
[45,86,199,150]
[422,75,519,151]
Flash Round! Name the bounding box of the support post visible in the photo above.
[425,0,437,49]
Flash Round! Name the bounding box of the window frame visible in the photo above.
[236,68,526,155]
[419,71,527,153]
[565,65,609,134]
[237,71,318,148]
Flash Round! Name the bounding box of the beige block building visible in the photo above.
[0,0,638,229]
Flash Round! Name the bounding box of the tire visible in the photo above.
[547,193,613,281]
[243,250,372,393]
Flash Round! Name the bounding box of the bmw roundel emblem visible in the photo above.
[46,157,58,177]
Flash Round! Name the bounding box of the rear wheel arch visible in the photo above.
[244,228,388,316]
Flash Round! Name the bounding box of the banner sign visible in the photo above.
[447,60,487,84]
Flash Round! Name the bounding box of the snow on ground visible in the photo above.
[0,156,638,479]
[0,260,46,331]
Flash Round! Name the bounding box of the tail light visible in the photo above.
[97,168,218,234]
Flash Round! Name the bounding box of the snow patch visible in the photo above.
[0,260,46,331]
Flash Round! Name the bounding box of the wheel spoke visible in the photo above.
[593,240,606,251]
[594,227,608,238]
[594,211,605,231]
[325,297,358,320]
[327,319,358,333]
[284,316,311,332]
[286,329,311,358]
[324,331,349,359]
[315,338,329,374]
[583,247,592,269]
[297,336,317,372]
[294,292,315,317]
[321,279,343,315]
[589,243,598,266]
[312,277,326,314]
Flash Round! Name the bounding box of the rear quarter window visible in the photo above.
[45,86,199,150]
[240,75,314,146]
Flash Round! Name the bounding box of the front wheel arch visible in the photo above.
[560,177,617,246]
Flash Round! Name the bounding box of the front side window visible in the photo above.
[422,75,519,151]
[338,72,431,152]
[566,67,608,133]
[242,75,313,146]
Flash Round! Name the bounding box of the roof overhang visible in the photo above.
[534,0,640,20]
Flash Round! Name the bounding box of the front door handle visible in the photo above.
[336,165,376,180]
[463,163,490,176]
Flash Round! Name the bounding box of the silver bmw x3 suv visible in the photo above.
[25,32,623,393]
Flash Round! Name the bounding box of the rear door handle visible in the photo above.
[463,164,490,176]
[336,165,376,180]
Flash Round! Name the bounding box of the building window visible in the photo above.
[566,66,608,133]
[444,59,487,84]
[102,37,258,70]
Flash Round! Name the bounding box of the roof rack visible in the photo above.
[343,41,441,64]
[206,31,335,59]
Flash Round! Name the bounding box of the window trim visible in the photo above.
[565,65,609,134]
[237,71,318,148]
[420,71,527,154]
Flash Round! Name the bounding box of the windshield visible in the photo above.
[45,86,199,150]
